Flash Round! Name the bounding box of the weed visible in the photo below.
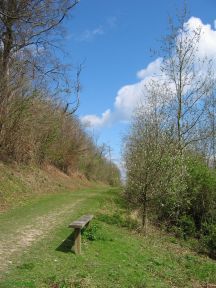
[17,262,35,271]
[82,222,113,241]
[43,277,94,288]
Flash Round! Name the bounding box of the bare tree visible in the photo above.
[0,0,80,112]
[159,7,215,149]
[203,91,216,167]
[209,92,216,167]
[0,0,79,77]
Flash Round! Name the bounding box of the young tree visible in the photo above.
[124,104,187,234]
[159,8,215,149]
[205,91,216,167]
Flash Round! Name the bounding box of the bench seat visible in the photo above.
[69,214,94,254]
[69,214,94,229]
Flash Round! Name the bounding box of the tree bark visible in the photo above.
[142,192,147,235]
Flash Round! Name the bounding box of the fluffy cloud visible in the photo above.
[187,17,216,58]
[81,109,111,128]
[81,17,216,128]
[137,57,163,80]
[114,57,164,120]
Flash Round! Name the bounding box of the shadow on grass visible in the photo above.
[56,231,76,254]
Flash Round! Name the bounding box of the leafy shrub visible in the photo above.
[82,223,99,241]
[200,223,216,259]
[177,215,196,239]
[168,225,185,239]
[97,212,139,230]
[82,222,113,241]
[124,146,216,257]
[186,155,216,231]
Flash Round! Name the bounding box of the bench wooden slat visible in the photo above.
[69,214,93,229]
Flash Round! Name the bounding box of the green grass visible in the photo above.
[1,188,216,288]
[0,162,101,212]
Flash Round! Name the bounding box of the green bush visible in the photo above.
[186,155,216,231]
[148,154,216,257]
[82,222,113,241]
[177,215,196,239]
[82,223,100,241]
[97,212,139,230]
[200,223,216,259]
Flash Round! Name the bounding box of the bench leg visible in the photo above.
[73,228,81,254]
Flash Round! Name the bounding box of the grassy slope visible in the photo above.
[0,182,216,288]
[0,162,101,212]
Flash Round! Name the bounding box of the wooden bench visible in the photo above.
[68,214,93,254]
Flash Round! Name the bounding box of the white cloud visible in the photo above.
[186,17,216,58]
[76,16,117,42]
[81,109,111,128]
[114,58,165,120]
[113,17,216,122]
[114,79,147,120]
[137,58,163,79]
[81,16,216,128]
[77,25,104,41]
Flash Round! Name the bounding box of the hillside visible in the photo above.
[0,162,105,212]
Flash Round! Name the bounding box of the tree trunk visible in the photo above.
[142,193,147,235]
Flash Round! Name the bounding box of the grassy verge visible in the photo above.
[1,188,216,288]
[0,162,103,212]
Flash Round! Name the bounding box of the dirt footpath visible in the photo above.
[0,199,82,275]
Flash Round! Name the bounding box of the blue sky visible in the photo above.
[63,0,216,168]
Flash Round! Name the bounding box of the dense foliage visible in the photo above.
[124,7,216,258]
[124,109,216,258]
